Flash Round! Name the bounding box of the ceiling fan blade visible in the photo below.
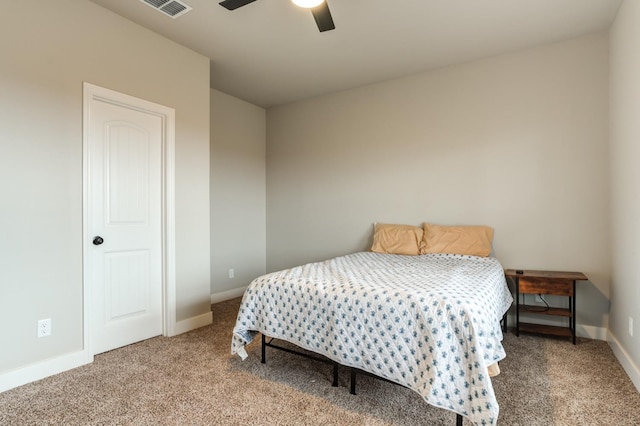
[311,1,335,32]
[219,0,257,11]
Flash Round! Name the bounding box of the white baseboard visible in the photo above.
[0,311,213,394]
[0,350,91,394]
[211,286,247,304]
[608,331,640,393]
[576,324,607,341]
[173,311,213,335]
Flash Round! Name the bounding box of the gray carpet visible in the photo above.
[1,298,639,425]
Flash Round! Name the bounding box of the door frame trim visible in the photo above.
[82,82,176,361]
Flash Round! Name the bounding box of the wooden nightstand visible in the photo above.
[504,269,588,344]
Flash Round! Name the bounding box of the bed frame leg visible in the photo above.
[456,413,463,426]
[502,311,508,333]
[349,368,357,395]
[332,362,339,387]
[261,334,266,364]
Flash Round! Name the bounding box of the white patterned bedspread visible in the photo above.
[231,252,513,425]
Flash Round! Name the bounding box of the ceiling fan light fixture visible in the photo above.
[291,0,324,9]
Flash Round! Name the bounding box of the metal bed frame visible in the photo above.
[259,313,507,426]
[261,334,340,387]
[261,334,465,425]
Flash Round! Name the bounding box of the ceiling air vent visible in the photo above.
[140,0,192,19]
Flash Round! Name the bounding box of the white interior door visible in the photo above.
[87,95,163,355]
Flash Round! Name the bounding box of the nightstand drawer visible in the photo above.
[519,277,574,296]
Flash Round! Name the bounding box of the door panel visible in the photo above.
[104,250,150,320]
[106,124,149,224]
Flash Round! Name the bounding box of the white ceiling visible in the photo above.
[89,0,622,108]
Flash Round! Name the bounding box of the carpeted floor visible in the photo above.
[1,298,639,425]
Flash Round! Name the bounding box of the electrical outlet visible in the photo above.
[229,268,235,279]
[37,318,51,338]
[629,317,634,337]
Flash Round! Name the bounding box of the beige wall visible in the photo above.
[0,0,210,374]
[609,0,640,377]
[267,33,610,329]
[210,90,266,296]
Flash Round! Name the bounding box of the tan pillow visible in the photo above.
[421,223,493,257]
[371,223,424,256]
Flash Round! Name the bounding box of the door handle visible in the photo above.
[93,236,104,246]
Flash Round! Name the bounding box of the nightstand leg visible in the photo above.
[515,277,520,337]
[572,280,577,345]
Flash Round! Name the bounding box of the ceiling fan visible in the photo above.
[218,0,335,33]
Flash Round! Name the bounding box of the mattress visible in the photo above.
[232,251,513,425]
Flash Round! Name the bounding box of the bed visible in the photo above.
[231,248,513,425]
